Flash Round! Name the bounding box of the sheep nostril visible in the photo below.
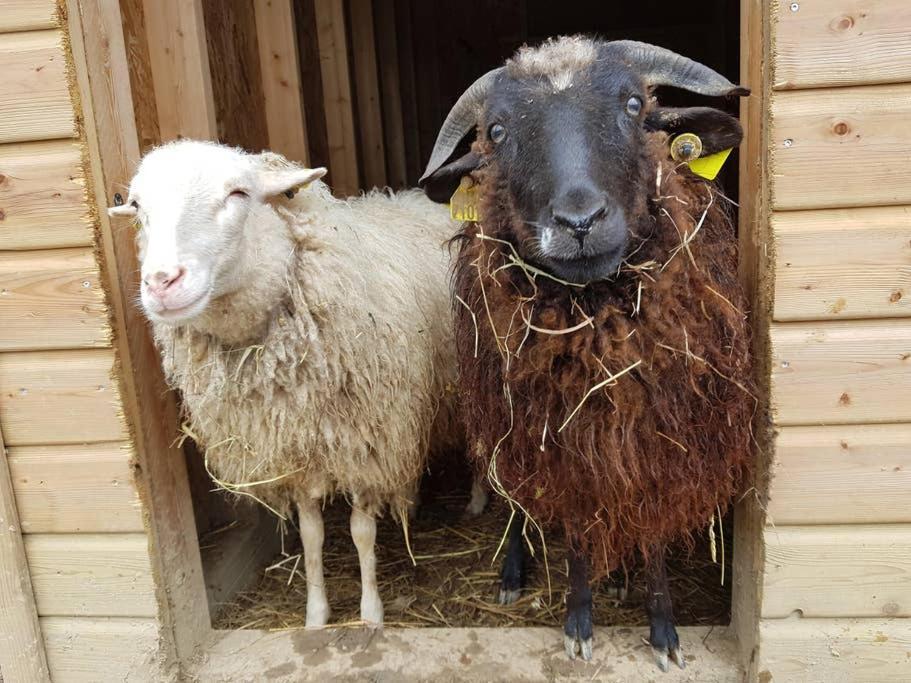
[552,205,606,235]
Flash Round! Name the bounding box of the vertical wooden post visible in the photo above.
[732,0,771,677]
[142,0,217,140]
[0,425,50,682]
[66,0,211,665]
[313,0,360,195]
[254,0,311,164]
[348,0,386,189]
[373,1,407,189]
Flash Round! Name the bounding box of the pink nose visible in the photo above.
[144,266,185,297]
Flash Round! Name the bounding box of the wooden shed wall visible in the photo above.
[756,0,911,679]
[0,2,163,680]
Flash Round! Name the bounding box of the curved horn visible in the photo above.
[608,40,750,97]
[419,67,503,185]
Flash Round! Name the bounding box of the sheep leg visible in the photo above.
[464,473,489,516]
[297,498,330,628]
[563,548,594,661]
[350,505,384,625]
[645,545,684,671]
[498,511,527,604]
[606,567,628,603]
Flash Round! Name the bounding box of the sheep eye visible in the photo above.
[626,95,643,116]
[227,189,248,201]
[489,123,507,144]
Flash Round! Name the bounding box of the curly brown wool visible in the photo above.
[453,137,755,578]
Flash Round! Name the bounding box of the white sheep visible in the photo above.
[109,140,463,627]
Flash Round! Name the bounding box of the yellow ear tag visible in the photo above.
[687,147,733,181]
[449,176,481,222]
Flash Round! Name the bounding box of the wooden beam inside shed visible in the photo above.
[141,0,217,140]
[0,424,51,681]
[313,0,360,195]
[373,1,406,189]
[348,0,386,189]
[254,0,310,164]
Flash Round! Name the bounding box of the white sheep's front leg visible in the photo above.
[350,505,384,625]
[297,498,330,627]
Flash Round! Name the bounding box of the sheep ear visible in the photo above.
[644,106,743,156]
[419,151,483,204]
[258,167,327,199]
[108,204,137,218]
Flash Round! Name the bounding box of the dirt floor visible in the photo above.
[214,465,733,631]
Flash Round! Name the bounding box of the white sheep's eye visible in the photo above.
[489,123,507,144]
[227,189,248,201]
[626,95,643,116]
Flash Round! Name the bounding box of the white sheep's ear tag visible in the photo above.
[449,176,480,222]
[687,147,733,181]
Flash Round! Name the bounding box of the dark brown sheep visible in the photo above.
[421,36,754,668]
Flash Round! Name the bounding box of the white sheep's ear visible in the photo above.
[258,167,327,199]
[108,204,138,218]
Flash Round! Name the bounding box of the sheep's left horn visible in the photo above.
[419,67,503,185]
[608,40,750,98]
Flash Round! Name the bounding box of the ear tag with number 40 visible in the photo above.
[449,176,481,222]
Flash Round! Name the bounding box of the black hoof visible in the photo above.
[498,551,524,604]
[649,617,684,671]
[563,600,593,661]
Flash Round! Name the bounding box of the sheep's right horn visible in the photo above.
[609,40,750,98]
[419,67,503,185]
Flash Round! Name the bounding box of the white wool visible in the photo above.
[126,141,461,519]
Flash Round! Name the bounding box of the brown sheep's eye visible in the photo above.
[626,96,643,116]
[489,123,507,144]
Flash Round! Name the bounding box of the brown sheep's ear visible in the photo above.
[419,151,483,204]
[644,107,743,156]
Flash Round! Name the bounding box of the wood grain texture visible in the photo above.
[762,525,911,618]
[313,0,360,195]
[254,0,310,164]
[771,85,911,211]
[773,206,911,321]
[759,618,911,680]
[773,0,911,90]
[771,320,911,426]
[349,0,386,189]
[0,30,74,144]
[0,247,110,351]
[202,0,269,151]
[770,424,911,525]
[0,0,56,33]
[7,442,143,533]
[392,0,421,184]
[25,534,157,617]
[68,0,211,660]
[142,0,216,140]
[42,617,161,682]
[0,349,127,446]
[120,0,161,152]
[0,139,92,250]
[0,424,51,682]
[373,1,406,189]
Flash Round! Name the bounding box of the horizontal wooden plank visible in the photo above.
[0,139,92,250]
[42,617,162,681]
[763,525,911,618]
[24,534,157,617]
[771,85,911,211]
[759,618,911,681]
[770,424,911,525]
[771,321,911,426]
[7,442,143,533]
[773,0,911,90]
[773,206,911,321]
[0,30,74,144]
[0,349,127,446]
[0,1,57,33]
[0,248,110,351]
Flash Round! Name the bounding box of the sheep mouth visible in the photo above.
[143,289,212,323]
[538,248,625,285]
